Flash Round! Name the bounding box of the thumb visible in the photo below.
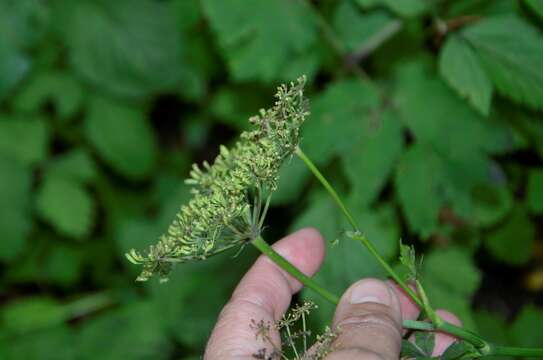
[327,279,403,360]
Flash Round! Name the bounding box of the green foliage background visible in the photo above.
[1,0,543,358]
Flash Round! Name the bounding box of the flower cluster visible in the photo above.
[126,76,309,282]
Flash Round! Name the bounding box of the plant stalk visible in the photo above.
[251,236,340,305]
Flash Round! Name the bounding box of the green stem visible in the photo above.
[251,236,340,305]
[488,345,543,357]
[295,146,422,308]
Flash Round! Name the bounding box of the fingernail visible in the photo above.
[350,279,391,305]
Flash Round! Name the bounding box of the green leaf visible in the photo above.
[77,301,171,360]
[395,144,444,237]
[471,183,513,227]
[441,341,478,360]
[0,49,30,101]
[401,339,425,358]
[0,325,75,360]
[36,174,95,239]
[463,15,543,110]
[270,156,310,206]
[341,110,403,207]
[202,0,319,82]
[0,115,49,165]
[13,70,83,119]
[424,247,481,297]
[355,0,427,17]
[415,331,435,356]
[150,259,240,348]
[0,0,49,50]
[399,241,417,280]
[439,35,492,116]
[63,0,185,98]
[302,80,381,165]
[85,96,157,180]
[0,155,32,261]
[527,168,543,214]
[47,149,97,184]
[395,61,517,157]
[42,244,83,287]
[485,206,535,265]
[209,85,269,130]
[422,247,481,329]
[525,0,543,20]
[511,304,543,348]
[2,297,66,335]
[334,2,395,53]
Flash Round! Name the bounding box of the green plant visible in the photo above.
[127,78,543,359]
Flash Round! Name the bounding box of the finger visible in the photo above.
[432,310,462,356]
[387,281,420,327]
[204,228,325,360]
[328,279,403,360]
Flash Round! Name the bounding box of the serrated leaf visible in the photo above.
[0,115,49,165]
[462,15,543,110]
[527,168,543,214]
[395,61,517,157]
[85,96,157,180]
[303,79,381,165]
[202,0,319,82]
[341,110,403,207]
[485,206,534,265]
[355,0,427,17]
[36,174,95,239]
[0,155,32,261]
[63,0,185,98]
[399,241,417,280]
[439,35,492,116]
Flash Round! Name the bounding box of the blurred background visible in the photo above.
[1,0,543,358]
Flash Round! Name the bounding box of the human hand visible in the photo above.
[204,228,461,359]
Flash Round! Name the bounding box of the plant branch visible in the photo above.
[294,146,422,308]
